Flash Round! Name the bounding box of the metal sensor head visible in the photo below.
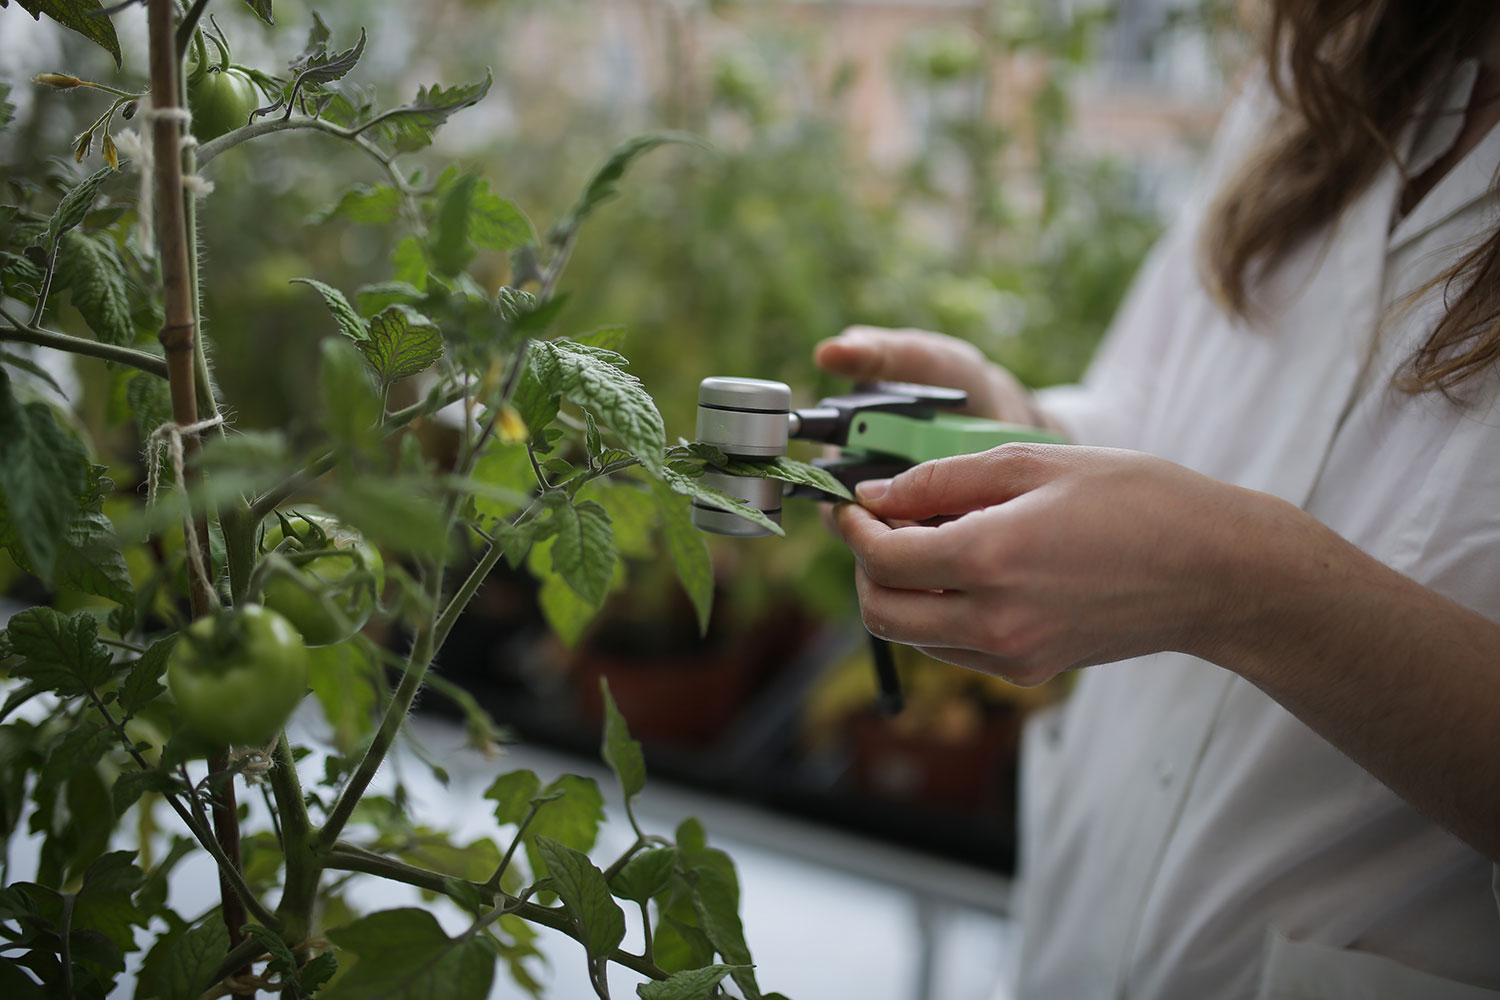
[692,377,792,537]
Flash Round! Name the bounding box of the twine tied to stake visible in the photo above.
[146,414,225,605]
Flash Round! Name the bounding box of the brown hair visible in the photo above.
[1203,1,1500,394]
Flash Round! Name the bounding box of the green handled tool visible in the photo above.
[690,376,1066,710]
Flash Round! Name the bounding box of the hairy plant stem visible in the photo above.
[0,308,170,377]
[269,734,319,942]
[323,846,670,982]
[147,0,248,972]
[316,568,445,850]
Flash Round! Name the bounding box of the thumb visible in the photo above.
[856,445,1056,520]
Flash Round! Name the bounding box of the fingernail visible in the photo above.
[856,479,891,503]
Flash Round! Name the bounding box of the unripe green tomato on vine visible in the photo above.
[186,66,258,142]
[167,604,309,747]
[260,511,385,647]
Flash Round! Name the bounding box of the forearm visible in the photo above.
[1203,498,1500,862]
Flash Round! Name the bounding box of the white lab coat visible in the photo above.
[1012,64,1500,999]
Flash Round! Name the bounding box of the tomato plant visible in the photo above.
[259,510,384,646]
[167,604,309,746]
[0,2,806,998]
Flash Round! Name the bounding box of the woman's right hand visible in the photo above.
[813,325,1053,428]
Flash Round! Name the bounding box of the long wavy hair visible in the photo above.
[1202,0,1500,393]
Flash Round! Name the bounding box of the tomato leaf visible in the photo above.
[550,498,614,607]
[307,184,402,226]
[470,189,536,252]
[637,964,749,1000]
[292,27,366,87]
[533,837,625,960]
[599,677,645,803]
[318,337,382,451]
[324,908,495,1000]
[71,851,148,972]
[527,339,665,475]
[41,163,116,254]
[55,231,132,346]
[689,867,760,999]
[610,847,677,904]
[369,72,494,154]
[360,305,443,388]
[5,607,112,696]
[649,479,714,634]
[11,0,121,66]
[293,278,368,343]
[430,172,477,277]
[156,916,229,1000]
[712,455,853,502]
[524,774,604,880]
[660,466,784,537]
[558,132,707,236]
[118,637,174,717]
[0,369,91,578]
[484,769,541,827]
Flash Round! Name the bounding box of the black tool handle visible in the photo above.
[869,632,904,715]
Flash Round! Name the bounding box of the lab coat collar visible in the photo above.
[1390,59,1500,253]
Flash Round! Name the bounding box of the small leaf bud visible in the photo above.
[33,73,84,90]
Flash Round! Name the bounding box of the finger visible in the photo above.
[855,444,1062,521]
[814,327,992,405]
[855,567,973,647]
[834,504,968,590]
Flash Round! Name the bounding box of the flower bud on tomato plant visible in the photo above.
[260,510,385,647]
[167,604,310,747]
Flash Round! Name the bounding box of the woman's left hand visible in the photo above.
[833,443,1312,684]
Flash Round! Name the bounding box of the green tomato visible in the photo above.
[167,605,309,747]
[260,511,385,647]
[186,66,258,142]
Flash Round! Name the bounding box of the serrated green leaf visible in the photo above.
[56,231,131,346]
[42,163,115,252]
[293,27,365,86]
[0,494,134,605]
[524,774,604,879]
[550,499,614,606]
[660,467,783,537]
[391,236,429,289]
[649,480,713,635]
[599,678,645,802]
[470,190,536,252]
[301,951,338,993]
[372,72,494,154]
[690,867,758,997]
[528,340,665,474]
[637,964,748,1000]
[484,769,541,826]
[111,766,181,815]
[0,370,91,577]
[125,371,171,440]
[354,280,425,315]
[533,837,625,959]
[319,337,381,450]
[573,326,627,352]
[562,132,707,232]
[14,0,121,66]
[156,915,228,1000]
[118,637,174,716]
[2,350,63,393]
[324,908,494,1000]
[431,173,477,277]
[0,82,15,132]
[712,456,852,501]
[361,306,443,387]
[5,607,112,696]
[308,184,401,226]
[293,278,367,343]
[580,481,654,559]
[610,847,677,904]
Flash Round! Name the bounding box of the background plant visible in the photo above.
[0,1,831,996]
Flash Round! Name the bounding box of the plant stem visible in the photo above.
[0,309,170,377]
[323,846,670,982]
[316,570,444,850]
[269,733,320,943]
[148,0,245,969]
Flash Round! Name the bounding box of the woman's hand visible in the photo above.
[815,325,1056,429]
[831,443,1314,685]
